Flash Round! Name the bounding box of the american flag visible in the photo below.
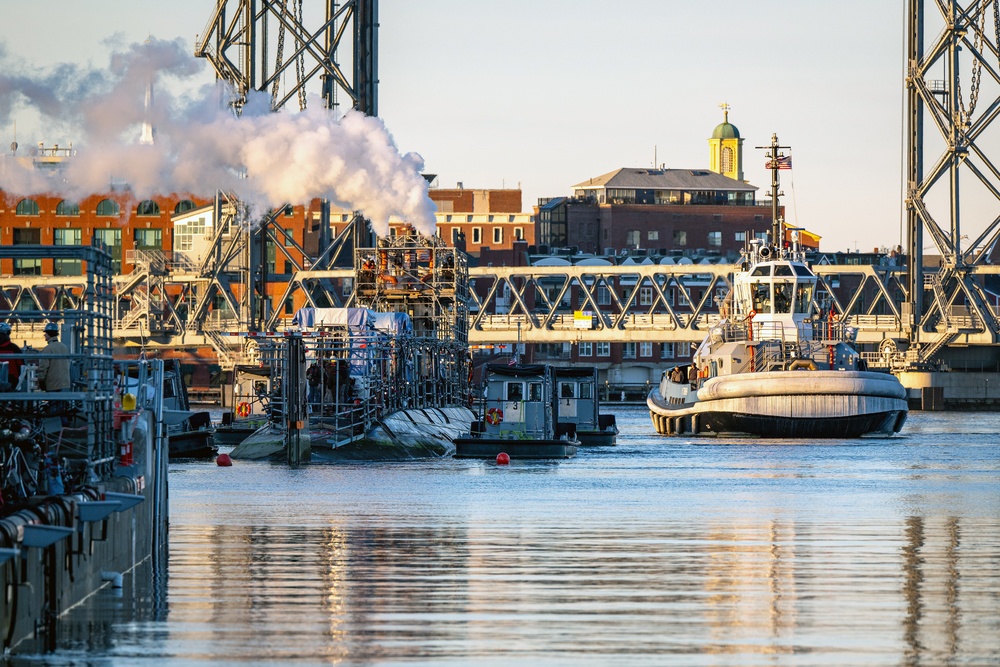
[765,155,792,170]
[508,355,518,367]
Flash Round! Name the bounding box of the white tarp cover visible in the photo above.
[371,312,412,335]
[293,307,374,331]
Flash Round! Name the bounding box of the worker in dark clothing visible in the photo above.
[0,322,23,391]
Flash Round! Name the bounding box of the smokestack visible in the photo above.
[140,81,155,145]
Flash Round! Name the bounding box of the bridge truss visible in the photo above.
[905,0,1000,363]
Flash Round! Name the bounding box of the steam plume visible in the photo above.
[0,37,436,236]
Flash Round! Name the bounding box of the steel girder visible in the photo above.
[906,0,1000,361]
[195,0,378,114]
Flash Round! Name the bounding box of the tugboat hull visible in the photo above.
[649,371,909,438]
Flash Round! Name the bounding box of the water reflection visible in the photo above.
[14,409,1000,666]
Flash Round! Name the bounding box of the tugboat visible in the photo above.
[647,135,908,439]
[455,363,579,459]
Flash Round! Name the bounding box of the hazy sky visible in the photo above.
[0,1,934,252]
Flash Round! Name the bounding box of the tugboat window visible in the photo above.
[561,383,575,398]
[795,283,814,313]
[752,283,771,312]
[751,266,771,277]
[774,265,794,277]
[773,283,792,313]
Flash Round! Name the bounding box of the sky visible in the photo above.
[0,0,975,253]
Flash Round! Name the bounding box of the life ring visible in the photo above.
[236,401,251,418]
[486,408,503,425]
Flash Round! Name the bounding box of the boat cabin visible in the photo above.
[478,364,557,439]
[554,367,598,429]
[731,242,818,342]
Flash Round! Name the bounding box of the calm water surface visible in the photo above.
[9,408,1000,666]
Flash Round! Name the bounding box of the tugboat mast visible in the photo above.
[757,133,791,250]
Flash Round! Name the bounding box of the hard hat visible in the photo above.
[44,322,59,334]
[0,322,10,334]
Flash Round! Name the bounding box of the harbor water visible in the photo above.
[8,407,1000,666]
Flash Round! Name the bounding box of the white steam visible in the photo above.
[0,37,437,237]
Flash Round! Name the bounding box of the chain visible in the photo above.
[959,0,989,124]
[272,0,286,109]
[295,0,307,111]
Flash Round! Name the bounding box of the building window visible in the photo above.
[648,230,659,241]
[13,259,42,276]
[15,199,39,216]
[598,286,611,306]
[708,231,722,246]
[596,342,611,357]
[283,227,294,247]
[735,231,746,242]
[514,227,523,240]
[96,199,121,216]
[137,200,160,216]
[660,343,675,359]
[452,228,461,245]
[174,199,196,214]
[755,231,768,242]
[13,229,41,244]
[640,342,653,358]
[54,228,82,246]
[493,227,503,244]
[54,227,83,276]
[673,231,687,246]
[721,146,734,173]
[626,230,640,246]
[623,342,636,359]
[134,228,162,250]
[472,227,482,244]
[56,200,80,216]
[640,287,653,306]
[579,342,593,357]
[94,228,122,272]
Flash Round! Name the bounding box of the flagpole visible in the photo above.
[756,133,791,250]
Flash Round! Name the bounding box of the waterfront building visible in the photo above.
[536,110,820,259]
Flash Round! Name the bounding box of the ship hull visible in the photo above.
[648,370,909,438]
[453,437,578,459]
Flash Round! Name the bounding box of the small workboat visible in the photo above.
[455,363,579,459]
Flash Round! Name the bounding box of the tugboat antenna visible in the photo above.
[756,133,791,252]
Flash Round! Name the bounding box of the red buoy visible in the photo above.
[216,453,233,467]
[496,452,510,465]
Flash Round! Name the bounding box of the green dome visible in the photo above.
[712,121,740,139]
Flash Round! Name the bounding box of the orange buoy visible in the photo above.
[496,452,510,465]
[216,453,232,467]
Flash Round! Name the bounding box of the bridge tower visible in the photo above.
[905,0,1000,364]
[191,0,379,341]
[195,0,378,115]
